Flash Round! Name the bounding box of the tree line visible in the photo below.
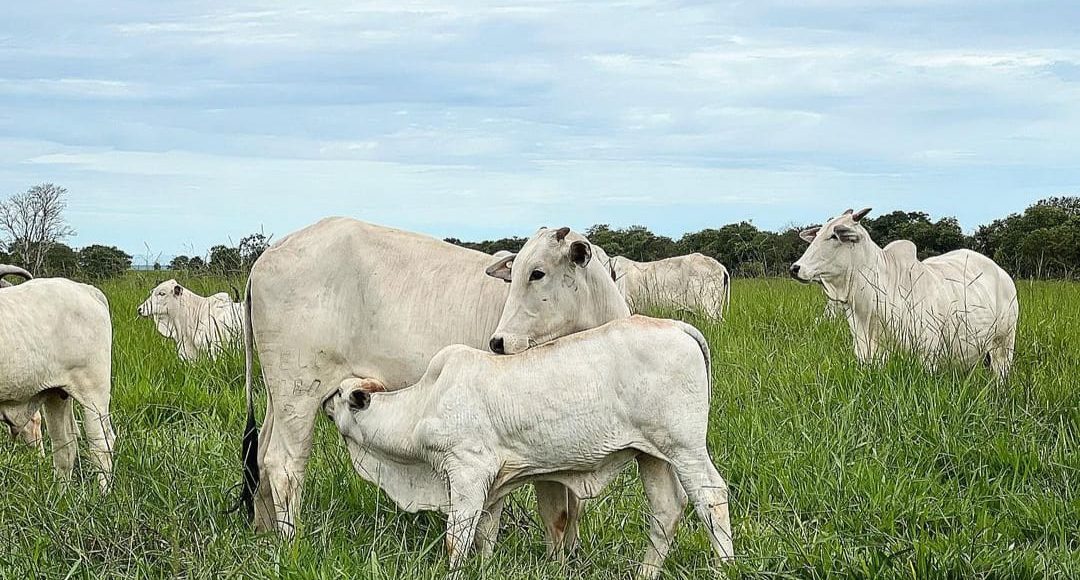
[2,183,1078,280]
[447,196,1080,279]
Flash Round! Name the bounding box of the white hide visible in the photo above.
[611,254,730,319]
[792,209,1018,378]
[0,275,116,490]
[138,279,243,361]
[243,219,628,539]
[324,316,733,578]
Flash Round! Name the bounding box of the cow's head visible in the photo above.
[138,279,187,336]
[485,226,629,355]
[790,207,873,285]
[0,404,43,451]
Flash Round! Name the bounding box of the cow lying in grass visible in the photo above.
[323,316,733,578]
[791,208,1018,379]
[138,279,243,361]
[0,264,116,490]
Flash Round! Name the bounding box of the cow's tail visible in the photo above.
[675,320,712,399]
[238,276,259,521]
[722,268,731,317]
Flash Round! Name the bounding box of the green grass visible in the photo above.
[1,273,1078,578]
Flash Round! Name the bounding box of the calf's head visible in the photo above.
[790,207,874,286]
[485,226,629,355]
[323,385,373,440]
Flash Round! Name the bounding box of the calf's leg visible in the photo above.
[670,450,734,562]
[473,497,504,559]
[636,455,688,580]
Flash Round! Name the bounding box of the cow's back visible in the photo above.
[249,217,509,393]
[0,278,111,396]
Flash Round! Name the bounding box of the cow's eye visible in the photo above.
[529,270,546,281]
[157,292,166,296]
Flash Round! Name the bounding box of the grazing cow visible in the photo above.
[0,265,116,490]
[610,254,730,319]
[240,219,629,539]
[138,279,243,361]
[323,316,732,578]
[791,208,1018,378]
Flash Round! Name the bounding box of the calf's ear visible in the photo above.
[485,253,515,282]
[800,226,821,244]
[348,390,371,411]
[173,284,183,297]
[569,240,592,268]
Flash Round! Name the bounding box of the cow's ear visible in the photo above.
[834,225,861,243]
[485,253,515,282]
[348,389,371,411]
[800,226,821,244]
[173,284,183,297]
[554,226,571,242]
[853,207,872,222]
[569,241,592,267]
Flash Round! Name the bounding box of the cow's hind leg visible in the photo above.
[74,385,117,492]
[988,331,1015,381]
[535,481,583,561]
[40,390,78,486]
[260,399,319,538]
[636,454,688,580]
[669,450,734,563]
[252,404,278,533]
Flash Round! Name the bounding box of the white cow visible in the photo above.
[240,219,629,541]
[791,208,1018,379]
[138,279,243,361]
[611,254,730,319]
[0,265,116,490]
[324,316,732,578]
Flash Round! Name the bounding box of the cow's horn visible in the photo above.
[0,265,33,281]
[852,207,872,222]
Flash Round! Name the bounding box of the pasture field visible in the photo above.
[1,273,1078,578]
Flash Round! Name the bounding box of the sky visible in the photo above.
[2,1,1078,262]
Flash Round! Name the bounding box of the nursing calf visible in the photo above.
[323,316,733,578]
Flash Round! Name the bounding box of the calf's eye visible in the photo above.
[530,270,546,281]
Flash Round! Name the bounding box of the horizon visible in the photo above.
[3,1,1078,258]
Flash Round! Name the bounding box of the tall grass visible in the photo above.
[0,274,1077,577]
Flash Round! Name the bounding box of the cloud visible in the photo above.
[0,0,1077,255]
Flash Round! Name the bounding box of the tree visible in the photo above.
[78,245,132,279]
[188,256,207,271]
[240,232,272,269]
[43,243,79,277]
[0,183,76,275]
[209,245,242,275]
[169,255,191,271]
